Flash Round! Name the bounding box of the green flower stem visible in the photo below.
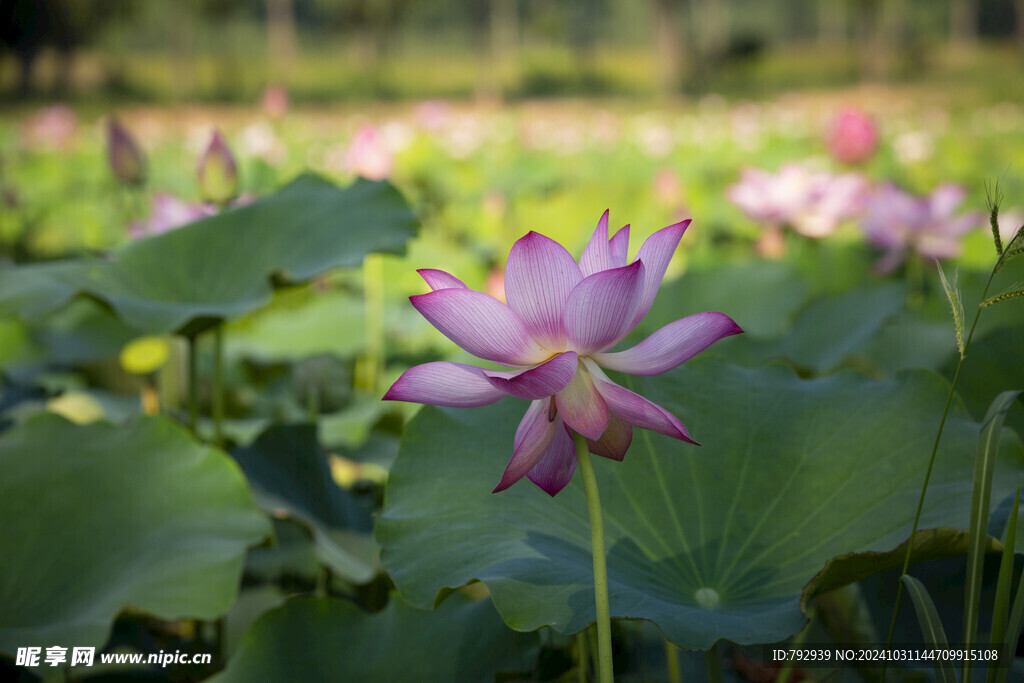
[881,263,1000,681]
[574,431,613,683]
[576,630,589,683]
[187,334,198,435]
[665,640,681,683]
[212,325,224,445]
[704,642,724,683]
[360,253,386,395]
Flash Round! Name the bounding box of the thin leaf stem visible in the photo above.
[575,431,613,683]
[704,642,724,683]
[212,325,224,445]
[881,265,999,680]
[665,640,681,683]
[187,334,198,435]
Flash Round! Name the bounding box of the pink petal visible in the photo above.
[555,361,610,440]
[504,231,583,350]
[585,359,698,444]
[592,312,743,375]
[383,362,506,407]
[411,288,546,366]
[629,219,691,328]
[609,225,630,267]
[485,351,578,400]
[418,268,467,291]
[587,413,632,461]
[564,261,645,355]
[493,399,559,492]
[528,425,577,495]
[579,210,613,276]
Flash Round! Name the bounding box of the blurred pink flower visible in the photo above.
[129,192,255,239]
[415,99,451,132]
[384,212,742,495]
[130,193,214,239]
[728,164,866,239]
[997,207,1024,245]
[22,104,77,150]
[827,108,879,165]
[860,183,984,273]
[345,125,394,181]
[260,84,289,119]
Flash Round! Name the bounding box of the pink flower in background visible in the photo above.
[384,212,742,496]
[21,104,77,150]
[860,183,984,273]
[345,125,394,181]
[793,172,868,238]
[260,84,289,119]
[129,192,255,239]
[997,207,1024,245]
[129,193,215,239]
[827,107,879,165]
[728,163,866,239]
[196,130,239,204]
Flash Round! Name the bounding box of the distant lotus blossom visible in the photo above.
[21,104,77,149]
[129,194,214,239]
[727,164,867,244]
[384,212,742,495]
[260,84,289,119]
[129,192,254,239]
[860,183,984,273]
[344,125,394,180]
[415,99,451,132]
[827,107,879,165]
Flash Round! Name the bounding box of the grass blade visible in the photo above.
[965,390,1023,683]
[902,575,958,683]
[987,487,1019,683]
[996,546,1024,683]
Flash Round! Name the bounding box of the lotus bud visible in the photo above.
[197,130,239,205]
[106,117,146,186]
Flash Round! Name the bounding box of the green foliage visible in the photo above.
[901,575,958,683]
[0,175,417,336]
[377,359,1024,649]
[0,414,271,652]
[210,593,538,683]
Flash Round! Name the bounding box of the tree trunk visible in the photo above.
[265,0,297,82]
[653,0,682,95]
[950,0,979,44]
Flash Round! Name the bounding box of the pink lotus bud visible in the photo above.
[106,117,146,186]
[197,130,239,205]
[260,84,289,119]
[827,108,879,165]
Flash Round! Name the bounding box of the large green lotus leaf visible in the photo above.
[232,424,378,584]
[725,282,908,374]
[377,359,1024,649]
[210,593,538,683]
[0,414,271,653]
[639,261,808,339]
[0,175,417,336]
[0,259,97,322]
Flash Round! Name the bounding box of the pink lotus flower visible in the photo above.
[860,183,984,273]
[129,193,215,239]
[827,107,879,165]
[345,125,393,181]
[383,213,742,495]
[197,130,239,205]
[727,163,867,242]
[129,192,254,239]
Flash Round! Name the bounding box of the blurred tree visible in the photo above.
[950,0,980,43]
[0,0,120,97]
[265,0,297,83]
[652,0,682,95]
